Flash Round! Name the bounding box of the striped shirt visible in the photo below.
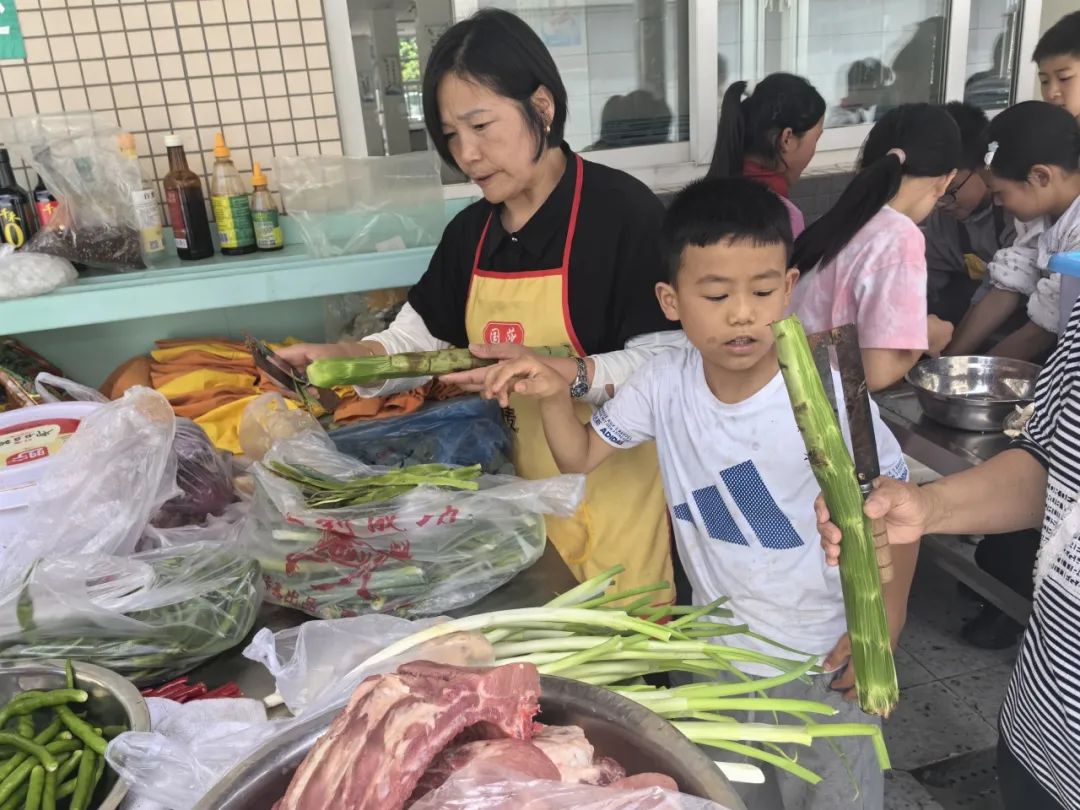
[1000,294,1080,808]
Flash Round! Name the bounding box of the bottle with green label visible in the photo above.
[209,132,255,255]
[250,161,283,251]
[0,148,37,250]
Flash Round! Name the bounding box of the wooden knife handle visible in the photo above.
[871,517,894,585]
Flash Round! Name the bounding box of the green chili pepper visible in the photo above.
[53,709,106,757]
[23,765,43,810]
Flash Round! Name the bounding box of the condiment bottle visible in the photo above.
[209,132,255,255]
[118,133,167,265]
[250,162,283,251]
[0,149,37,249]
[32,175,58,229]
[162,133,214,261]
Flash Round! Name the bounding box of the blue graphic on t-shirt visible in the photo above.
[672,461,803,550]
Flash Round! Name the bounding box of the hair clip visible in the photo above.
[985,140,999,168]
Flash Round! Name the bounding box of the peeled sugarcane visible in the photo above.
[771,315,899,717]
[306,345,574,388]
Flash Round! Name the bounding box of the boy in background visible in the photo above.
[1036,10,1080,122]
[482,177,914,810]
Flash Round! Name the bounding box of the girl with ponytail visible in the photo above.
[790,103,961,390]
[707,74,825,236]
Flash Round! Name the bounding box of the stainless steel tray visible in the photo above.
[197,674,746,809]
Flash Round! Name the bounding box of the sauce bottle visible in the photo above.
[0,149,37,249]
[250,162,283,251]
[32,175,58,229]
[162,134,214,261]
[209,132,255,255]
[118,133,167,265]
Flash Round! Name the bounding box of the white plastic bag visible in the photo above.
[2,387,178,582]
[0,244,77,299]
[33,372,109,403]
[241,433,583,619]
[411,762,738,810]
[237,392,324,462]
[242,614,493,716]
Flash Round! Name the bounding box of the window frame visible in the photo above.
[326,0,1046,192]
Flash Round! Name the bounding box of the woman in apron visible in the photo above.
[280,8,680,600]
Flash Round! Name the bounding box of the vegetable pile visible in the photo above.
[343,567,891,786]
[0,661,127,810]
[269,462,482,509]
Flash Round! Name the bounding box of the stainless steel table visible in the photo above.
[875,385,1032,623]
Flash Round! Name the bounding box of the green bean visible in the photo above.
[53,752,81,786]
[53,709,105,757]
[0,691,87,728]
[68,749,95,810]
[54,779,74,800]
[0,737,54,773]
[24,766,43,810]
[0,719,62,784]
[42,741,79,756]
[15,718,32,741]
[100,726,127,740]
[64,661,74,691]
[0,783,25,810]
[0,759,33,805]
[40,770,55,810]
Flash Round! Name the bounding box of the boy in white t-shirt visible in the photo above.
[482,177,914,810]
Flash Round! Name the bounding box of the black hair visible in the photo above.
[661,177,793,284]
[422,9,567,170]
[1034,10,1080,63]
[944,101,990,170]
[706,74,826,179]
[791,103,961,273]
[985,101,1080,182]
[847,58,892,92]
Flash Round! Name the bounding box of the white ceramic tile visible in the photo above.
[184,52,212,77]
[23,37,52,62]
[318,140,343,156]
[112,81,139,107]
[93,5,124,30]
[131,54,159,79]
[209,51,235,75]
[301,19,325,44]
[49,35,77,61]
[223,127,247,153]
[80,58,108,84]
[237,74,262,97]
[233,48,259,73]
[99,31,128,56]
[2,65,30,93]
[179,26,206,51]
[75,33,104,60]
[278,21,301,46]
[138,81,165,107]
[147,2,174,26]
[213,75,239,100]
[143,106,169,131]
[316,117,339,141]
[250,21,274,43]
[285,70,309,95]
[262,73,286,97]
[305,44,328,70]
[173,1,200,26]
[281,45,305,71]
[312,92,335,117]
[224,0,251,22]
[270,120,294,144]
[242,98,268,122]
[42,9,72,34]
[158,53,184,77]
[288,95,312,119]
[198,0,226,25]
[56,63,86,87]
[117,107,145,134]
[189,77,214,102]
[257,47,283,73]
[229,22,255,48]
[68,5,97,30]
[309,68,332,93]
[296,141,320,156]
[153,27,180,54]
[292,118,316,142]
[169,104,196,130]
[298,0,320,19]
[18,11,45,37]
[193,101,220,125]
[247,122,272,146]
[106,57,134,83]
[120,3,148,29]
[219,101,244,125]
[163,79,190,105]
[28,63,57,89]
[8,92,36,117]
[17,0,39,8]
[35,89,63,114]
[204,24,229,50]
[128,30,154,56]
[266,96,290,120]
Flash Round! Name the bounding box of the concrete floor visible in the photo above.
[883,557,1017,809]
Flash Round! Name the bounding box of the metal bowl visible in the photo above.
[196,674,746,810]
[0,660,151,810]
[905,355,1041,432]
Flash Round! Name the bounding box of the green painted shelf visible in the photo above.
[0,243,435,335]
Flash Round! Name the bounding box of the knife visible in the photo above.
[806,324,894,584]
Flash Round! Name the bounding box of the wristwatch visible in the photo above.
[570,357,589,399]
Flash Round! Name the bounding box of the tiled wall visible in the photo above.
[0,0,343,219]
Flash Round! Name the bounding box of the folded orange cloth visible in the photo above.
[332,384,429,425]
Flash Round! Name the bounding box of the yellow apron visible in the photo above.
[464,155,673,602]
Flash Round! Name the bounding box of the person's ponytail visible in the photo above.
[791,154,904,272]
[706,81,748,179]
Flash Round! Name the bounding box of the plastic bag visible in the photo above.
[0,113,146,271]
[2,387,179,583]
[152,419,236,529]
[141,499,251,550]
[0,244,77,299]
[238,392,324,462]
[240,432,584,619]
[411,763,739,810]
[0,542,262,685]
[276,152,446,258]
[33,372,109,404]
[329,396,514,474]
[325,288,409,343]
[242,614,494,716]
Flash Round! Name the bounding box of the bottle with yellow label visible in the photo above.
[250,162,283,251]
[209,133,256,255]
[0,149,36,250]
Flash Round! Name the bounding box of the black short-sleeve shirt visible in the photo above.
[407,146,671,353]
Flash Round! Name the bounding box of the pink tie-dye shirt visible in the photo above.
[791,206,929,351]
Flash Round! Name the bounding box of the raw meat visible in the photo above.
[531,724,627,785]
[610,774,680,792]
[411,738,560,798]
[275,662,541,810]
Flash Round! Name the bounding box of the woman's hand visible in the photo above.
[482,357,568,407]
[927,314,954,357]
[440,344,538,392]
[817,476,930,566]
[275,341,380,373]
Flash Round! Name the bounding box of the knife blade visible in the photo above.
[830,324,879,493]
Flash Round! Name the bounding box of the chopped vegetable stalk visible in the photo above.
[307,345,573,388]
[771,315,899,718]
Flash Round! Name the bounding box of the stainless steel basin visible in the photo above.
[906,355,1041,432]
[196,674,746,809]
